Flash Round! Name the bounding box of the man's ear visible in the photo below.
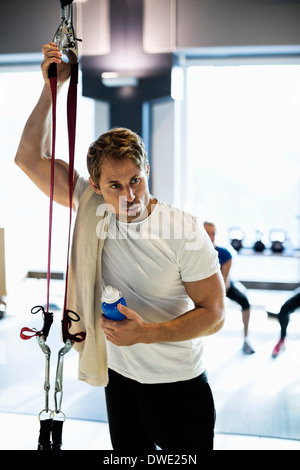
[146,164,150,180]
[89,177,101,194]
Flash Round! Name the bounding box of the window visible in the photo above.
[0,66,95,288]
[179,60,300,250]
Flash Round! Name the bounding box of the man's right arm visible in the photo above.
[14,42,79,208]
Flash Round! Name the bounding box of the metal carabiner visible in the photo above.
[54,339,73,415]
[53,3,81,64]
[36,336,51,414]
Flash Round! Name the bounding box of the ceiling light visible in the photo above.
[101,72,139,87]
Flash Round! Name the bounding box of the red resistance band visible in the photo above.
[20,62,85,344]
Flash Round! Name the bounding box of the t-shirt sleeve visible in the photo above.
[178,216,220,282]
[216,246,233,265]
[73,176,90,211]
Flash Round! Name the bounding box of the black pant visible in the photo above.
[278,288,300,338]
[105,368,216,452]
[227,282,250,311]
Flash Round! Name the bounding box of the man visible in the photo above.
[15,43,225,451]
[204,221,255,355]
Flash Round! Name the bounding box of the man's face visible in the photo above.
[90,157,151,223]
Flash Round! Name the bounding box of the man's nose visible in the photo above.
[123,185,135,202]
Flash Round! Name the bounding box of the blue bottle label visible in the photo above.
[102,297,126,321]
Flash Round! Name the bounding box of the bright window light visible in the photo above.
[171,66,184,101]
[0,66,95,288]
[185,63,300,249]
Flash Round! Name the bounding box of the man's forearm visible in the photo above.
[15,85,53,168]
[15,80,64,168]
[142,305,225,344]
[105,301,225,347]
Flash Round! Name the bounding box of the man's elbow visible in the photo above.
[211,308,226,335]
[14,148,26,170]
[215,313,225,334]
[15,148,39,173]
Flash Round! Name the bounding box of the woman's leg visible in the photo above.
[278,290,300,338]
[227,283,254,353]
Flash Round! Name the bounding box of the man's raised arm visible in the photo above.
[15,42,79,208]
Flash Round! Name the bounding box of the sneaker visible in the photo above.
[272,339,285,358]
[242,340,255,355]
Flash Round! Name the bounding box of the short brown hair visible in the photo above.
[87,127,148,184]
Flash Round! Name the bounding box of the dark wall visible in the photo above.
[0,0,173,135]
[2,0,299,133]
[176,0,300,50]
[0,0,58,55]
[81,0,173,135]
[1,0,300,56]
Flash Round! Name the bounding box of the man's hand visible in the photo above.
[100,304,148,346]
[41,42,71,87]
[100,273,225,347]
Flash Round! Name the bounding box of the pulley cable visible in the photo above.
[20,0,85,450]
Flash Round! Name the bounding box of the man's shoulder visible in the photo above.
[73,176,90,210]
[155,200,197,221]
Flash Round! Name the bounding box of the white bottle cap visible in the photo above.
[101,285,121,304]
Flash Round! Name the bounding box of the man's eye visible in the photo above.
[111,184,121,189]
[131,178,140,184]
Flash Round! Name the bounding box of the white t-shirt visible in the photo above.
[73,177,220,384]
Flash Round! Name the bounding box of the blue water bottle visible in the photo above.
[101,285,126,321]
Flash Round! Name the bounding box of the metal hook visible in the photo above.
[36,336,51,414]
[54,339,73,414]
[53,3,81,64]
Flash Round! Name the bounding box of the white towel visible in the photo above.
[66,185,111,386]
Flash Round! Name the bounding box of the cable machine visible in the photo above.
[20,0,85,450]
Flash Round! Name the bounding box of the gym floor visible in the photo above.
[0,277,299,451]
